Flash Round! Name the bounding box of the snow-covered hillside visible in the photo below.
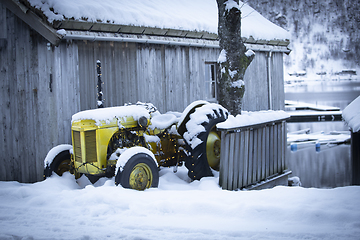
[0,167,359,240]
[248,0,360,80]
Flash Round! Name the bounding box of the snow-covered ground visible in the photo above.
[1,1,358,239]
[0,167,359,240]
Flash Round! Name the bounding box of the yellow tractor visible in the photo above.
[44,101,228,190]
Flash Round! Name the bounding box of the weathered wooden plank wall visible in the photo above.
[0,6,80,182]
[270,52,285,110]
[242,51,284,111]
[76,41,220,113]
[76,41,284,113]
[0,5,13,182]
[0,8,44,182]
[242,51,269,111]
[52,42,81,143]
[0,5,7,179]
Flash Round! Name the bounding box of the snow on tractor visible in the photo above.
[44,100,228,190]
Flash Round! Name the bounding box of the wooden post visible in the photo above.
[281,121,286,170]
[352,131,360,185]
[96,60,104,108]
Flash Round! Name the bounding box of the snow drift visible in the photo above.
[0,166,359,240]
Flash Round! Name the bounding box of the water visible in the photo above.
[285,80,360,110]
[287,144,351,188]
[285,79,359,187]
[285,80,360,132]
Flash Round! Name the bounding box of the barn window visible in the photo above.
[205,62,217,101]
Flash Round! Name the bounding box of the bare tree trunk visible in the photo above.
[216,0,255,115]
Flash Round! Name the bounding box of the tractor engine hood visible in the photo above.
[71,105,151,129]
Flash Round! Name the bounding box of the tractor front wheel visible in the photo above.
[115,153,159,190]
[44,151,71,178]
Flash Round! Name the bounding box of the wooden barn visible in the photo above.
[0,0,290,182]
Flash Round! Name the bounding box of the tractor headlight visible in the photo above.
[138,116,149,128]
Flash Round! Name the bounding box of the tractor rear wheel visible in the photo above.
[183,104,228,180]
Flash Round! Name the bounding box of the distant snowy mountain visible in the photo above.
[247,0,360,80]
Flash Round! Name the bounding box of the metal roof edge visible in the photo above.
[245,43,291,54]
[54,20,219,40]
[55,20,290,46]
[62,30,220,48]
[62,30,291,53]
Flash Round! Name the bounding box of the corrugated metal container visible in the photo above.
[218,118,290,190]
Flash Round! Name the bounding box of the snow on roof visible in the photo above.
[27,0,290,41]
[342,95,360,133]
